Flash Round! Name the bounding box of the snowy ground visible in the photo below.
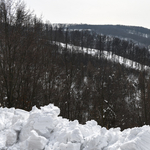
[0,104,150,150]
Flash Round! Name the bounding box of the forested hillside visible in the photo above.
[67,24,150,46]
[1,0,150,130]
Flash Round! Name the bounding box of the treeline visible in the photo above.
[1,0,150,130]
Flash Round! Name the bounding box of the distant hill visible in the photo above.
[66,24,150,46]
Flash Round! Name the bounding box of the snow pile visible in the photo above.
[0,104,150,150]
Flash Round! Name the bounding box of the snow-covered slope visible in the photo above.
[57,42,150,71]
[1,104,150,150]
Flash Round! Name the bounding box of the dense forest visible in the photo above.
[1,0,150,130]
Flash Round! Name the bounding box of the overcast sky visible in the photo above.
[23,0,150,29]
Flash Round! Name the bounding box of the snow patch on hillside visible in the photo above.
[0,104,150,150]
[56,42,150,71]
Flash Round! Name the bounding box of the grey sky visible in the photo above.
[24,0,150,29]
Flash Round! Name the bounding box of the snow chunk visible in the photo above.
[0,132,6,149]
[59,142,81,150]
[6,129,17,146]
[27,130,48,150]
[82,134,107,150]
[70,128,83,142]
[40,104,60,117]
